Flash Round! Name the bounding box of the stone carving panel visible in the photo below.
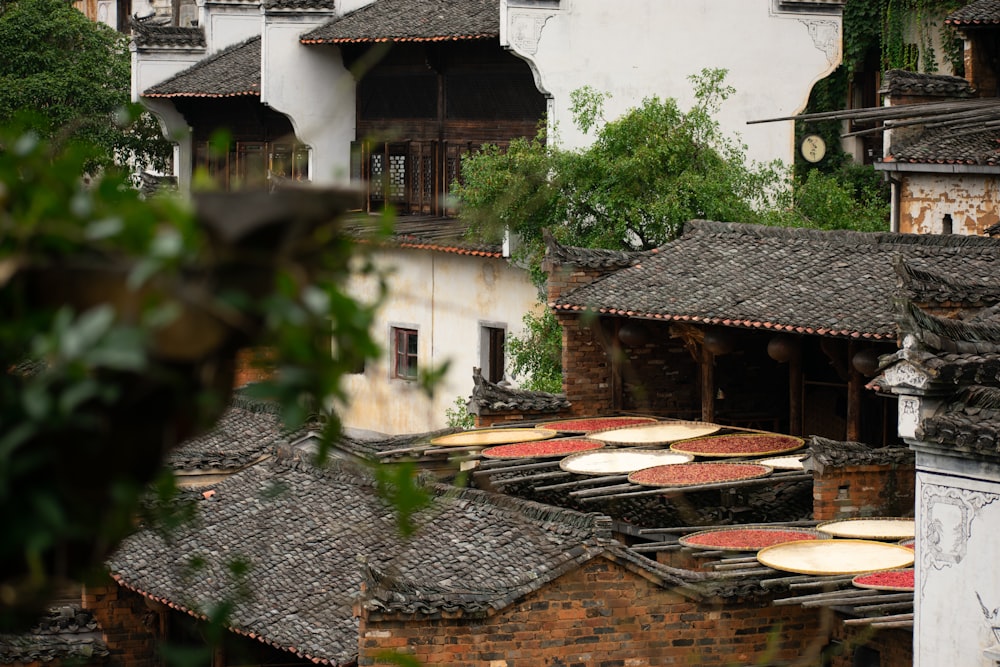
[508,12,551,56]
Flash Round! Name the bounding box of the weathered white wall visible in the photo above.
[340,248,542,435]
[198,0,262,52]
[262,16,355,185]
[900,172,1000,235]
[915,463,1000,666]
[501,0,842,167]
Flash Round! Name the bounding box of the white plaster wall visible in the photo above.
[262,17,356,184]
[199,0,262,52]
[338,0,375,15]
[916,469,1000,666]
[900,173,1000,235]
[339,249,542,435]
[501,0,842,168]
[131,48,207,102]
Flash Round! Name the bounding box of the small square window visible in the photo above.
[393,327,418,380]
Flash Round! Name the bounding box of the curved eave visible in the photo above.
[111,574,344,666]
[876,158,1000,174]
[356,237,502,258]
[548,304,895,340]
[144,91,260,99]
[301,32,496,45]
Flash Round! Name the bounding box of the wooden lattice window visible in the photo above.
[393,327,418,380]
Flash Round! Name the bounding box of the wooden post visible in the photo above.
[701,345,715,423]
[789,344,802,437]
[847,340,862,441]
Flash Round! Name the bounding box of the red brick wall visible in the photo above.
[84,582,162,667]
[558,313,615,416]
[812,462,915,521]
[358,556,827,666]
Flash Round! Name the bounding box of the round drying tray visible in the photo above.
[480,438,604,460]
[816,517,915,541]
[852,568,915,592]
[429,428,555,447]
[670,433,805,458]
[756,455,806,470]
[537,415,659,433]
[898,538,915,549]
[627,461,772,488]
[559,449,693,476]
[756,539,914,576]
[589,421,720,446]
[678,526,829,552]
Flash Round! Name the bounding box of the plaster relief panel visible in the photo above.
[917,475,1000,666]
[882,360,931,390]
[508,11,552,56]
[799,19,839,64]
[898,395,920,439]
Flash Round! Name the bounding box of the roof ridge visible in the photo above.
[684,219,1000,249]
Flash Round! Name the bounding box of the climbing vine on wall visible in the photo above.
[842,0,970,76]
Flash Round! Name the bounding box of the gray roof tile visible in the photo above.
[469,367,570,415]
[887,126,1000,165]
[145,37,260,98]
[301,0,499,44]
[264,0,334,9]
[133,19,207,48]
[947,0,1000,25]
[880,69,975,98]
[0,606,108,664]
[109,458,629,664]
[552,220,1000,340]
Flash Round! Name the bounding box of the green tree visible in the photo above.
[0,0,171,173]
[0,122,383,631]
[507,310,562,393]
[455,69,784,262]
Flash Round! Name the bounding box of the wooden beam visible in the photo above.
[701,345,715,423]
[847,340,861,441]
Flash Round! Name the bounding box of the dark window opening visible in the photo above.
[393,327,418,380]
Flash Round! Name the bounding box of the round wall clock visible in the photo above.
[801,134,826,163]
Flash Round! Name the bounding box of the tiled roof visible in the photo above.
[894,257,1000,307]
[880,69,974,98]
[145,37,260,98]
[544,229,647,271]
[0,606,108,665]
[132,20,207,48]
[109,457,649,664]
[347,215,503,257]
[469,367,571,415]
[946,0,1000,25]
[918,386,1000,453]
[264,0,334,9]
[301,0,499,44]
[167,393,290,471]
[806,436,913,468]
[885,126,1000,165]
[551,220,1000,340]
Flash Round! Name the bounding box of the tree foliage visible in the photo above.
[0,0,172,173]
[0,122,384,631]
[507,310,562,393]
[455,69,784,262]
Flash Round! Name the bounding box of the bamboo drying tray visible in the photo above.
[817,518,915,540]
[757,539,914,576]
[589,421,720,445]
[429,428,554,447]
[559,449,693,476]
[670,433,805,458]
[481,438,604,460]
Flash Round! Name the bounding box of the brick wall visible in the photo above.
[359,556,827,667]
[812,462,916,521]
[84,582,162,667]
[827,621,912,667]
[558,312,615,416]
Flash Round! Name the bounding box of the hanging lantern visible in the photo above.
[617,320,649,347]
[702,328,735,355]
[852,348,881,376]
[767,334,799,363]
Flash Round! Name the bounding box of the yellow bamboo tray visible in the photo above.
[757,539,914,576]
[536,416,659,433]
[816,517,915,541]
[589,421,720,445]
[756,455,806,470]
[428,428,555,447]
